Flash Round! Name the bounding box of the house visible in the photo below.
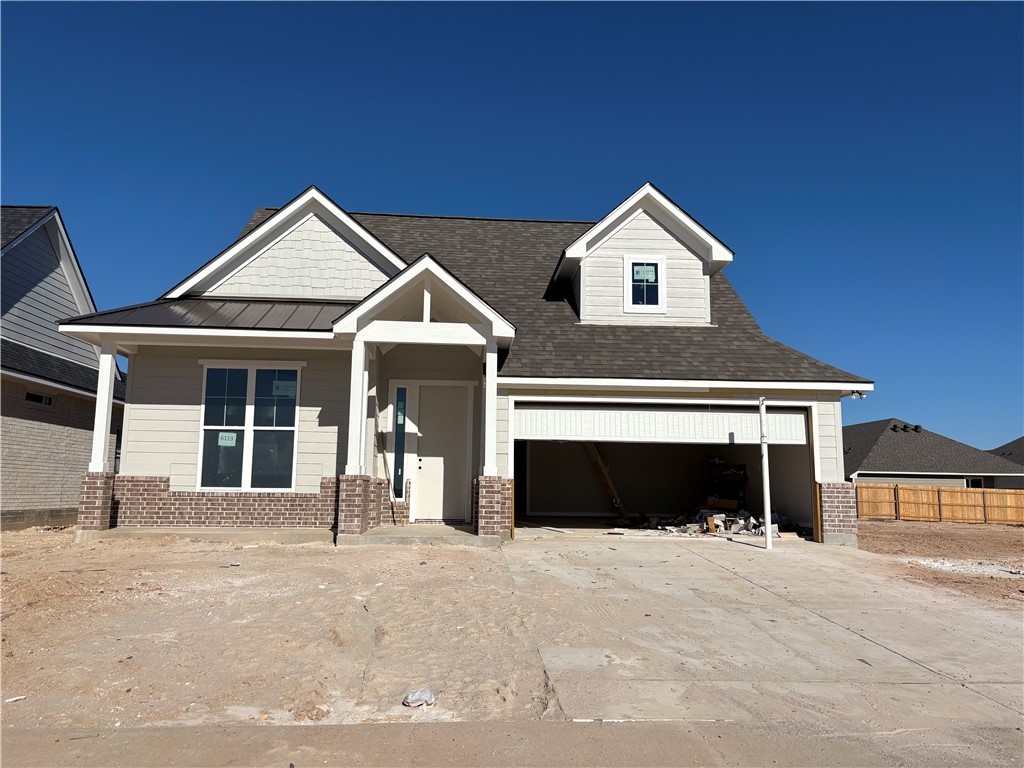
[988,437,1024,489]
[843,419,1024,490]
[59,184,871,545]
[1,206,125,529]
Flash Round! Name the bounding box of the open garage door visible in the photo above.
[513,404,816,534]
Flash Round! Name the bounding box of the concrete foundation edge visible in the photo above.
[336,533,501,547]
[821,532,858,548]
[73,526,334,545]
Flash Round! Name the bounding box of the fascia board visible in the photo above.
[497,377,874,393]
[333,256,515,340]
[557,183,734,279]
[164,187,407,299]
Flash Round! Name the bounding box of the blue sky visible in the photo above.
[2,2,1021,449]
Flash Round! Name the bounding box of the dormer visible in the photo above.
[552,183,733,326]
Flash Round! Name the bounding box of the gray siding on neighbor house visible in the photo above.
[1,376,121,527]
[120,346,347,492]
[581,211,709,326]
[1,225,98,367]
[207,214,389,301]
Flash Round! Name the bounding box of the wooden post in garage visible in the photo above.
[759,397,773,551]
[510,479,515,540]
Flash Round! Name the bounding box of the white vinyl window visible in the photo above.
[623,255,667,314]
[198,365,300,491]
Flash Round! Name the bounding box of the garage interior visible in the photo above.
[511,404,817,536]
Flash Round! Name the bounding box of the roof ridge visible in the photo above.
[327,208,598,225]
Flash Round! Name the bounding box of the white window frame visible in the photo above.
[196,361,304,492]
[622,254,667,314]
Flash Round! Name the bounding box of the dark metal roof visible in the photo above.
[843,419,1024,478]
[1,338,126,401]
[989,437,1024,466]
[62,298,354,332]
[2,206,54,250]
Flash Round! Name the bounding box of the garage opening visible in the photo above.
[511,403,816,535]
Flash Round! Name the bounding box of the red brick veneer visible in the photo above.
[474,476,512,537]
[111,476,338,528]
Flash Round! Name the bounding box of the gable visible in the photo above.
[580,209,710,326]
[205,213,389,301]
[1,224,100,368]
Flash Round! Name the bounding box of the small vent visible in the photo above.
[25,392,53,406]
[913,425,922,432]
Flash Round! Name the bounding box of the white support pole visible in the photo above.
[422,277,432,323]
[345,338,366,475]
[483,340,498,475]
[88,340,117,473]
[759,396,773,551]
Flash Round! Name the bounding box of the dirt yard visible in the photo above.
[2,526,1022,767]
[0,530,550,730]
[857,520,1024,605]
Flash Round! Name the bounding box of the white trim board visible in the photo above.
[498,377,873,393]
[334,255,515,342]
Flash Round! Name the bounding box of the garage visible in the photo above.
[511,402,817,534]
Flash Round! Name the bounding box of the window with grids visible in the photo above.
[623,255,666,313]
[200,367,298,489]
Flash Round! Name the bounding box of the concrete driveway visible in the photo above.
[501,530,1023,765]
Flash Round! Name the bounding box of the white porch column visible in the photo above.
[88,340,117,473]
[759,396,773,551]
[483,340,498,475]
[345,338,367,475]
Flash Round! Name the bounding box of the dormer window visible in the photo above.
[623,255,666,314]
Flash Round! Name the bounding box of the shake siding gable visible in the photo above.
[581,211,709,325]
[1,226,99,367]
[121,346,346,492]
[207,214,389,300]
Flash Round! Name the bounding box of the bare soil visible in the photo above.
[0,529,549,729]
[857,520,1024,605]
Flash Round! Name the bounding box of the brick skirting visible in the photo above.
[78,472,116,530]
[820,482,857,547]
[105,475,339,529]
[474,476,513,539]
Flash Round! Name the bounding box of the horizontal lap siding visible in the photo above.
[121,346,345,492]
[1,226,99,367]
[816,399,844,483]
[582,211,709,325]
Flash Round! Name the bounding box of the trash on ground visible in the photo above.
[402,688,436,707]
[222,562,241,568]
[4,696,26,703]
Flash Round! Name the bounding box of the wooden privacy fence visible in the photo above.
[856,483,1024,525]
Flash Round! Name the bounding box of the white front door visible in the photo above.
[414,384,471,522]
[387,382,474,523]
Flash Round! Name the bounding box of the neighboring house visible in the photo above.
[843,419,1024,489]
[59,184,872,545]
[988,437,1024,489]
[1,206,125,529]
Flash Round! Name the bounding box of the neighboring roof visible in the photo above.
[69,199,872,384]
[1,206,54,250]
[989,437,1024,466]
[63,297,355,332]
[843,419,1024,478]
[1,338,126,401]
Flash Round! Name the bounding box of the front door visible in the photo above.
[399,383,472,522]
